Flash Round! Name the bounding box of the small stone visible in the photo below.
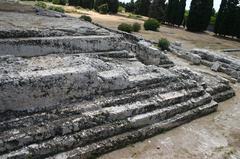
[211,62,221,71]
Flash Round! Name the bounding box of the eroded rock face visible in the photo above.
[0,9,235,159]
[170,67,235,102]
[191,49,240,82]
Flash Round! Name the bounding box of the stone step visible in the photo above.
[46,101,217,159]
[0,66,179,112]
[0,35,123,57]
[0,79,197,132]
[0,93,212,158]
[212,89,235,103]
[85,50,135,58]
[0,86,205,154]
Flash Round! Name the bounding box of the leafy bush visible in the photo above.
[52,0,67,5]
[80,15,92,22]
[118,23,133,33]
[128,13,142,20]
[98,4,109,14]
[118,6,125,13]
[144,18,160,31]
[48,6,64,13]
[210,16,216,25]
[35,1,47,8]
[132,23,141,32]
[158,38,170,51]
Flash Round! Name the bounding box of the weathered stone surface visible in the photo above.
[170,43,240,82]
[170,67,235,102]
[0,8,235,159]
[211,62,221,71]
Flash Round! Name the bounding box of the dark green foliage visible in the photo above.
[68,0,94,9]
[118,6,125,13]
[125,0,135,12]
[158,38,170,50]
[68,0,81,6]
[134,0,151,16]
[81,0,94,9]
[52,0,67,5]
[144,18,160,31]
[175,0,186,26]
[48,6,64,12]
[210,16,216,25]
[132,23,141,32]
[118,23,133,33]
[94,0,107,10]
[107,0,119,14]
[35,1,47,8]
[215,0,239,37]
[166,0,187,26]
[94,0,118,14]
[166,0,179,24]
[187,0,213,32]
[80,15,92,22]
[149,0,167,21]
[98,4,109,14]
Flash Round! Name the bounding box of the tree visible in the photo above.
[166,0,179,24]
[125,0,135,12]
[107,0,119,14]
[236,7,240,38]
[187,0,213,32]
[135,0,151,16]
[215,0,239,37]
[165,0,186,26]
[214,0,227,34]
[149,0,167,21]
[175,0,186,26]
[68,0,81,6]
[81,0,94,9]
[94,0,107,11]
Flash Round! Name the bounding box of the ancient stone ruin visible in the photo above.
[0,8,235,159]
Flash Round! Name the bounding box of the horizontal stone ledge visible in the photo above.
[0,35,123,57]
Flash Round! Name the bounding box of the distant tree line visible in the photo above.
[214,0,240,38]
[52,0,240,37]
[121,0,240,37]
[68,0,119,14]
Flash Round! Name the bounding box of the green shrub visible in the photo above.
[144,18,160,31]
[128,13,142,20]
[80,15,92,22]
[158,38,170,51]
[35,1,47,8]
[48,6,65,13]
[132,23,141,32]
[118,23,133,33]
[118,6,125,13]
[98,4,109,14]
[52,0,67,5]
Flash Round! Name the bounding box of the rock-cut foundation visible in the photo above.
[0,9,235,159]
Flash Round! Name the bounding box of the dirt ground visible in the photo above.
[66,7,240,51]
